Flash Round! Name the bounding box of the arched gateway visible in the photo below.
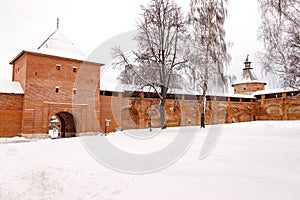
[49,112,76,138]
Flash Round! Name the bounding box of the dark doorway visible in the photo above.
[55,112,77,138]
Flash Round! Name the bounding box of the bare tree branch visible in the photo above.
[187,0,230,128]
[258,0,300,89]
[112,0,187,129]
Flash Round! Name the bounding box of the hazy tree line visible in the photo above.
[113,0,299,129]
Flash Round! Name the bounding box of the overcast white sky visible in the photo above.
[0,0,264,85]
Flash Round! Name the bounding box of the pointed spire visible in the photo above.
[244,54,252,69]
[57,17,59,29]
[245,54,249,62]
[241,55,258,81]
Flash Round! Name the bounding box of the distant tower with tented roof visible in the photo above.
[232,55,266,94]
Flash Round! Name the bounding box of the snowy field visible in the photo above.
[0,121,299,200]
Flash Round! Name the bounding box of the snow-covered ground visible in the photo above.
[0,121,299,200]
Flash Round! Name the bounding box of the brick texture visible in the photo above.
[0,94,23,137]
[233,82,266,94]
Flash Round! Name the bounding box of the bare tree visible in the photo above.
[188,0,230,128]
[113,0,187,129]
[258,0,300,89]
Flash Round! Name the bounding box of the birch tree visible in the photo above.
[188,0,230,128]
[113,0,186,129]
[258,0,300,89]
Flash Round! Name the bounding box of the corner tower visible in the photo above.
[232,55,266,94]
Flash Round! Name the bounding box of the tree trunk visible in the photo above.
[201,51,209,128]
[159,100,167,129]
[200,94,206,128]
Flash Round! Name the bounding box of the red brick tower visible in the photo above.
[10,26,103,138]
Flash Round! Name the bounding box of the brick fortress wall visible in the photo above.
[0,83,299,137]
[0,94,23,137]
[255,91,300,120]
[99,91,300,132]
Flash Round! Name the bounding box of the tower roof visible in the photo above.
[9,28,103,65]
[232,55,266,85]
[9,21,100,64]
[240,55,258,81]
[37,28,85,58]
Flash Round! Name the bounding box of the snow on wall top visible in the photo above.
[0,81,24,94]
[252,87,298,95]
[100,80,255,98]
[232,79,267,85]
